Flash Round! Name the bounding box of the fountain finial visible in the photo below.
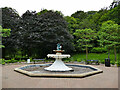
[53,43,64,54]
[57,43,62,50]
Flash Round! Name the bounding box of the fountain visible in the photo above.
[44,43,73,71]
[14,43,103,78]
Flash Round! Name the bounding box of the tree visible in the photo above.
[79,18,96,30]
[98,20,120,61]
[0,26,11,48]
[19,10,74,58]
[71,11,88,21]
[100,3,120,25]
[64,16,79,34]
[109,0,120,9]
[37,9,48,15]
[74,28,96,60]
[87,8,108,30]
[2,7,20,57]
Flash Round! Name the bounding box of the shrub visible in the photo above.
[13,60,18,63]
[22,60,26,62]
[2,62,5,65]
[0,59,2,64]
[110,60,115,65]
[64,60,69,63]
[116,60,120,67]
[5,60,11,63]
[100,60,105,64]
[11,58,15,63]
[77,59,81,62]
[18,60,22,63]
[4,58,19,63]
[0,59,5,65]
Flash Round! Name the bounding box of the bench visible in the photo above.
[33,59,45,64]
[86,60,99,65]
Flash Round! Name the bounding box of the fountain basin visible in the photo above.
[14,64,103,78]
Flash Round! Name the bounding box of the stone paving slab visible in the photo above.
[2,63,119,88]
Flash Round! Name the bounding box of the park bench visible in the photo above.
[86,60,99,65]
[33,59,45,64]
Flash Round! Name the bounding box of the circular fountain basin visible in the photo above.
[14,64,103,78]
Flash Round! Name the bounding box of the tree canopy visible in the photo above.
[1,0,120,60]
[0,26,11,48]
[98,20,120,60]
[15,10,74,58]
[74,28,96,60]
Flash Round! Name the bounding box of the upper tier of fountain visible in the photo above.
[47,54,70,59]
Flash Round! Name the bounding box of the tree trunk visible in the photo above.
[14,54,15,58]
[2,48,5,58]
[86,46,88,60]
[108,49,110,59]
[114,46,117,61]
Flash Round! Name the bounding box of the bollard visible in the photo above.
[27,59,30,63]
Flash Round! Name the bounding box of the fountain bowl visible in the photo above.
[14,63,103,78]
[53,50,64,53]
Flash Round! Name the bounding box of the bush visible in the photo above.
[100,60,105,64]
[64,60,69,63]
[21,60,26,62]
[116,60,120,67]
[77,59,81,62]
[91,47,107,53]
[0,59,5,65]
[2,62,5,65]
[11,58,17,63]
[5,60,11,63]
[4,58,19,63]
[110,60,115,65]
[13,60,18,63]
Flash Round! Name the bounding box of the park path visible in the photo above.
[2,63,118,88]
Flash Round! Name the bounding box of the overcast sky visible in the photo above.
[1,0,113,16]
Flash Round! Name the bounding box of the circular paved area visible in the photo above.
[2,63,119,88]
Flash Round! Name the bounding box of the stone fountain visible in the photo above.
[44,43,73,71]
[14,43,103,78]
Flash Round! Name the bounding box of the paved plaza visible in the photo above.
[2,63,119,88]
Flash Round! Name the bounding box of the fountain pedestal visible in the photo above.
[44,50,73,71]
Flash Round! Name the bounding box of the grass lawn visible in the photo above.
[1,53,119,66]
[64,53,119,64]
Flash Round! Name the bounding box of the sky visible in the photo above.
[1,0,113,16]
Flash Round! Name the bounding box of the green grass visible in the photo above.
[64,53,119,64]
[1,53,119,66]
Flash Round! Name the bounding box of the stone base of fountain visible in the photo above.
[44,59,73,71]
[44,51,72,71]
[14,63,103,78]
[43,49,73,72]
